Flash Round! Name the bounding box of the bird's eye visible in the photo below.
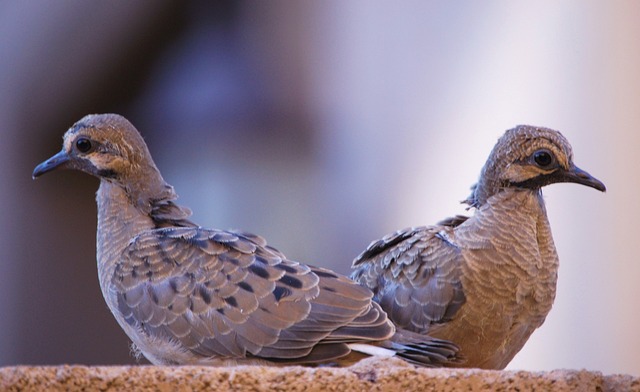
[533,150,553,168]
[76,138,93,153]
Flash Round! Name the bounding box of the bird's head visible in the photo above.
[466,125,606,208]
[32,114,180,215]
[32,113,157,183]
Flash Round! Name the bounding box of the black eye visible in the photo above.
[533,150,553,167]
[76,138,93,153]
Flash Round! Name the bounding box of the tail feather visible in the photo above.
[382,329,464,367]
[347,328,463,367]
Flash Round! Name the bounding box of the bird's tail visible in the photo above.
[349,329,464,367]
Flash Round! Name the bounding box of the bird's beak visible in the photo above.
[561,164,606,192]
[32,150,70,179]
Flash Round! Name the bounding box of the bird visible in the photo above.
[32,113,460,367]
[350,125,606,370]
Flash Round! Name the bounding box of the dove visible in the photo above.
[350,125,606,369]
[32,113,460,366]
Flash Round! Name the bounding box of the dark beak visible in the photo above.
[561,164,606,192]
[32,150,70,179]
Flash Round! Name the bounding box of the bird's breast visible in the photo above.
[456,189,559,298]
[441,190,559,368]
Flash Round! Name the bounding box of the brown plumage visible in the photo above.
[351,125,606,369]
[32,113,460,366]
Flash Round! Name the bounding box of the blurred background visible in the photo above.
[0,1,637,375]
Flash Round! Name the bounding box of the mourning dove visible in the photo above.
[32,113,460,366]
[350,125,606,369]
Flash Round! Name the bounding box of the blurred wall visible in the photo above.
[1,1,638,375]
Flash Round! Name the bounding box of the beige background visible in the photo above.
[0,1,637,375]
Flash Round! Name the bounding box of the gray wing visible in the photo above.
[350,222,467,335]
[113,227,393,364]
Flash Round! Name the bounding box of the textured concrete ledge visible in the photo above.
[1,357,638,392]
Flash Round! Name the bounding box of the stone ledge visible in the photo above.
[1,357,638,392]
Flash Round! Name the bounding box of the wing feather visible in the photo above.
[113,226,393,363]
[351,224,467,334]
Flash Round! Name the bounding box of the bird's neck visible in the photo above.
[95,175,195,238]
[466,188,559,279]
[96,180,154,235]
[465,174,502,208]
